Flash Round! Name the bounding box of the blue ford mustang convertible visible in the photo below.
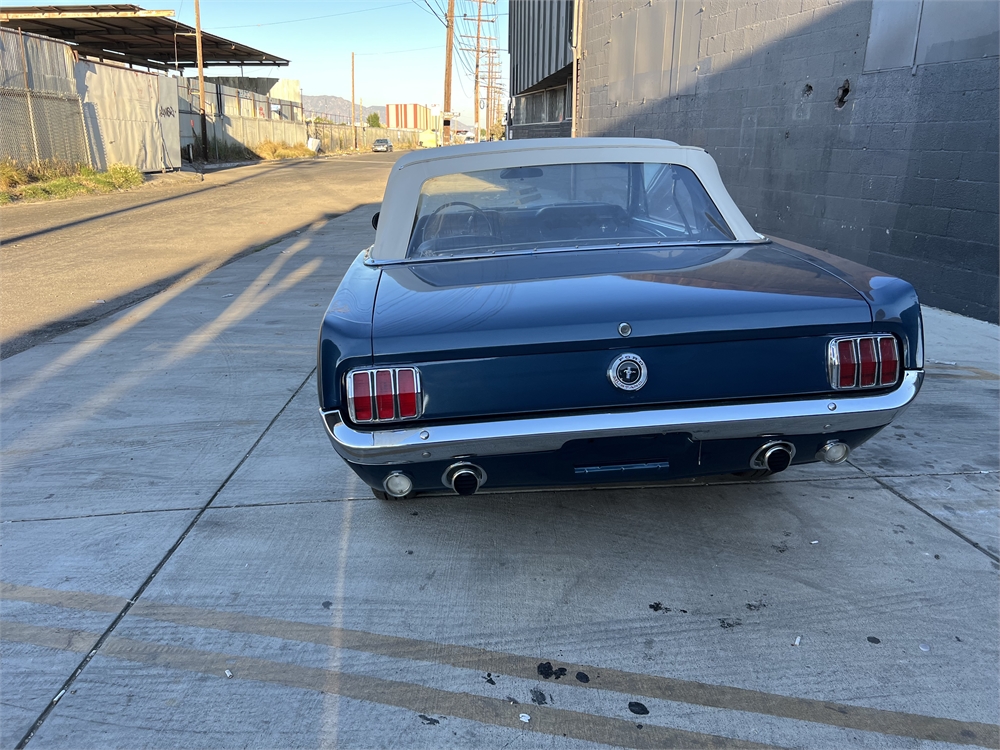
[318,138,923,499]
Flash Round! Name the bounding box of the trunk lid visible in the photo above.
[371,245,872,420]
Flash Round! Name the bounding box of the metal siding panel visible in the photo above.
[634,2,670,102]
[510,0,574,95]
[157,75,180,169]
[864,0,921,72]
[915,0,1000,65]
[673,0,701,96]
[609,10,638,104]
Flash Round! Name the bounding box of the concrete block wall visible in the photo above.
[579,0,999,322]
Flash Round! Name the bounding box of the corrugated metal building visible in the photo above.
[507,0,575,139]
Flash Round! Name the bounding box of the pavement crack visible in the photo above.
[849,461,999,563]
[13,366,316,749]
[3,507,204,524]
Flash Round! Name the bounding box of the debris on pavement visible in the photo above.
[793,636,802,646]
[224,669,233,678]
[519,713,530,723]
[537,662,567,679]
[867,636,881,644]
[628,701,650,715]
[919,644,931,652]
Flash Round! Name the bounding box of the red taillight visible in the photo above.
[830,335,901,390]
[347,367,422,422]
[837,340,857,388]
[351,371,373,422]
[858,338,878,387]
[375,369,395,420]
[396,368,418,418]
[879,337,899,385]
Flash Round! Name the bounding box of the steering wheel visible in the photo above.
[425,201,496,241]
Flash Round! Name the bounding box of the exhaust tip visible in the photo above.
[749,440,796,474]
[443,463,487,496]
[764,445,793,473]
[452,470,480,495]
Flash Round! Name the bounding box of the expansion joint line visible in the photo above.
[850,462,1000,564]
[14,367,317,749]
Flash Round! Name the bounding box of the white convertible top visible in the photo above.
[372,137,762,261]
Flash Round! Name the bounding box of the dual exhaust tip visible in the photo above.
[387,441,850,497]
[750,439,851,474]
[382,462,487,498]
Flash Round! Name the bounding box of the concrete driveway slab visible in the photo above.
[848,368,998,476]
[0,510,197,747]
[216,373,367,507]
[1,207,375,522]
[874,471,1000,556]
[8,477,996,747]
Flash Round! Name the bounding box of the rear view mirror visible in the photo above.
[372,212,380,230]
[500,167,543,180]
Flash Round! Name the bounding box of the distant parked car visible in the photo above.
[318,138,924,500]
[372,138,393,153]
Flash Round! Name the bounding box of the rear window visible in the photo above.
[406,162,734,259]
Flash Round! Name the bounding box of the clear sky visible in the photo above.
[43,0,508,119]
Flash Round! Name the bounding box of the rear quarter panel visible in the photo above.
[317,250,380,411]
[770,239,923,369]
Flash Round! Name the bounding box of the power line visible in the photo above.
[410,0,445,25]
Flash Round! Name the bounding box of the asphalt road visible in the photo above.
[1,167,998,749]
[0,154,399,357]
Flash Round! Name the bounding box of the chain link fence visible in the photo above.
[305,119,419,153]
[0,28,90,166]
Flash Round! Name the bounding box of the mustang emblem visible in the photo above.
[608,353,647,391]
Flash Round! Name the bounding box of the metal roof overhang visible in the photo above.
[0,4,289,72]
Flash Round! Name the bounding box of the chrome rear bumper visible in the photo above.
[321,370,923,466]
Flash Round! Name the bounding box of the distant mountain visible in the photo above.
[303,94,470,130]
[303,95,383,123]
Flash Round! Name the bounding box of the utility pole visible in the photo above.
[442,0,455,145]
[485,47,492,140]
[485,46,499,139]
[570,0,583,138]
[194,0,207,160]
[351,51,357,150]
[473,0,482,142]
[458,2,495,142]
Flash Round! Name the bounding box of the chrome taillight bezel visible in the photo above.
[346,367,422,423]
[828,335,900,390]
